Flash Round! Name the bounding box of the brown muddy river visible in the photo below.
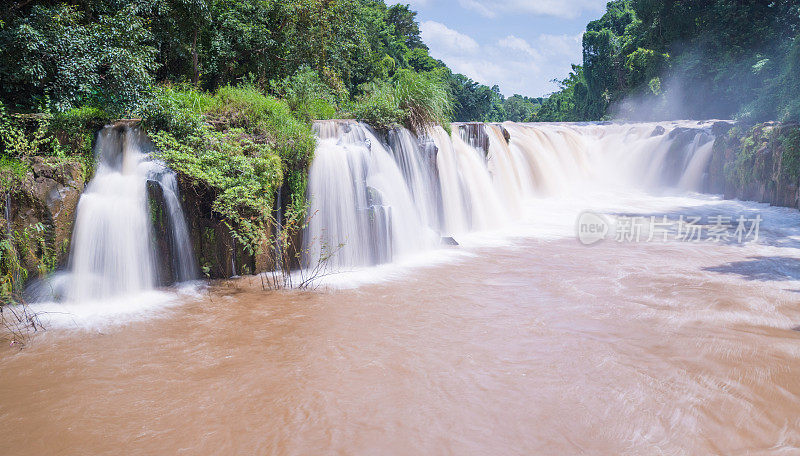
[4,203,800,455]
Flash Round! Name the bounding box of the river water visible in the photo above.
[4,189,800,455]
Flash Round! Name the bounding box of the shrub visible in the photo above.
[147,84,317,254]
[137,86,212,138]
[349,81,404,128]
[0,102,62,159]
[0,156,30,191]
[206,85,315,166]
[50,106,111,169]
[151,127,283,253]
[271,66,342,122]
[349,70,453,133]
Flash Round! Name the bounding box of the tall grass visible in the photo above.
[350,70,454,133]
[349,81,404,129]
[393,69,453,134]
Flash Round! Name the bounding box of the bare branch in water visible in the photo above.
[1,294,44,349]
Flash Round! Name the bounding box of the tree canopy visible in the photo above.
[0,0,542,123]
[537,0,800,122]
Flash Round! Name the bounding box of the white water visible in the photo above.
[305,121,440,268]
[67,127,156,301]
[306,120,725,270]
[30,125,197,325]
[28,120,734,324]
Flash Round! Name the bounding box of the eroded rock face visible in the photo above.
[707,122,800,209]
[5,157,86,279]
[175,175,266,279]
[147,180,176,286]
[458,123,490,155]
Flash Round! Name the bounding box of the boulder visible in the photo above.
[5,157,86,280]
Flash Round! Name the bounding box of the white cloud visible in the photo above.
[458,0,496,18]
[421,21,584,96]
[419,21,479,55]
[537,33,584,58]
[459,0,605,19]
[497,35,540,58]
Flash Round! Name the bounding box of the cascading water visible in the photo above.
[305,121,439,268]
[387,128,441,230]
[149,168,198,283]
[58,125,196,303]
[305,120,723,270]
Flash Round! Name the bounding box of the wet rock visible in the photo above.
[175,172,276,279]
[500,126,511,143]
[147,180,176,286]
[441,236,458,246]
[650,125,666,137]
[457,123,490,155]
[711,121,735,137]
[707,122,800,210]
[5,157,86,280]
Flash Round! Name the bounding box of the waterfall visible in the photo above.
[305,121,438,268]
[153,170,198,282]
[306,120,721,270]
[63,125,196,302]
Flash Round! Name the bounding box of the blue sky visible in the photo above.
[406,0,608,97]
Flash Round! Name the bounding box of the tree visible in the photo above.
[386,4,427,50]
[0,3,156,112]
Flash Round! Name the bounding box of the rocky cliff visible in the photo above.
[706,122,800,208]
[2,157,85,293]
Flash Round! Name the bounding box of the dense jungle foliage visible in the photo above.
[536,0,800,122]
[0,0,540,125]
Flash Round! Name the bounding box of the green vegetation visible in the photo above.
[0,0,547,125]
[0,102,101,190]
[1,221,58,302]
[720,124,800,192]
[780,129,800,181]
[0,4,156,114]
[0,156,29,191]
[724,126,770,190]
[2,0,797,296]
[147,86,314,256]
[447,75,543,122]
[0,0,492,292]
[351,69,453,132]
[537,0,800,122]
[0,101,95,307]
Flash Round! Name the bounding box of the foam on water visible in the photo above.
[29,281,207,330]
[29,119,800,323]
[304,121,788,277]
